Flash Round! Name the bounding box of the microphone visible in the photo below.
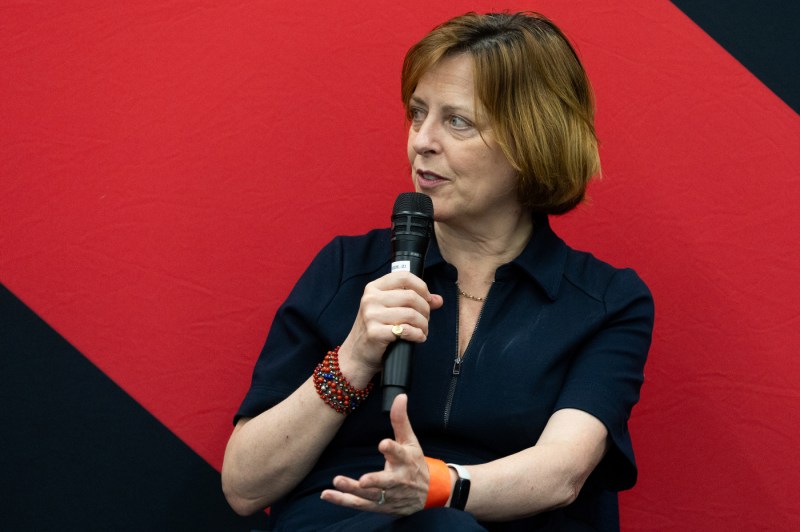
[381,192,434,413]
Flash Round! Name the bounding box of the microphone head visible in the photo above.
[393,192,433,218]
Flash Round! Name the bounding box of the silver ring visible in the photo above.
[391,325,404,339]
[377,489,386,505]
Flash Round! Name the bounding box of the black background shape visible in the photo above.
[671,0,799,113]
[0,283,269,531]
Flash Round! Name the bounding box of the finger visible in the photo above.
[357,470,400,490]
[389,394,419,447]
[428,293,444,310]
[381,289,433,321]
[383,302,430,326]
[381,272,437,304]
[366,318,426,345]
[385,271,428,291]
[331,474,361,492]
[332,475,384,500]
[363,306,430,341]
[361,289,432,333]
[320,489,388,512]
[378,432,422,471]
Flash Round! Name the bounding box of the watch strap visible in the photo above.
[446,463,471,510]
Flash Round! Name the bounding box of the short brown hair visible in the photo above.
[402,12,599,215]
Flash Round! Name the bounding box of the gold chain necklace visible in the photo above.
[456,281,491,302]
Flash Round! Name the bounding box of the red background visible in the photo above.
[2,1,799,529]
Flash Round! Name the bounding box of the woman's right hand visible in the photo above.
[338,271,443,388]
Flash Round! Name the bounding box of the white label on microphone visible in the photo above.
[391,261,411,272]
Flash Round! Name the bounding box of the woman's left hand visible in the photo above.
[320,394,430,516]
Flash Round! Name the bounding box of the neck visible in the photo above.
[435,210,534,285]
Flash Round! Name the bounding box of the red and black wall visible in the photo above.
[2,1,798,530]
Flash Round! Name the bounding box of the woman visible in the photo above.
[222,12,654,531]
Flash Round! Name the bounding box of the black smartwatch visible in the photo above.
[446,463,471,510]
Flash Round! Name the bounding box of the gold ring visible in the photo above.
[391,325,404,339]
[377,489,386,505]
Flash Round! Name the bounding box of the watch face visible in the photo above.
[451,478,470,510]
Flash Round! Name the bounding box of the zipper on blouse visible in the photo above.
[443,284,489,429]
[451,357,463,375]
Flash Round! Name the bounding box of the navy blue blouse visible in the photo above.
[237,217,654,530]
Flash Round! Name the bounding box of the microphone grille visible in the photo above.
[393,192,433,217]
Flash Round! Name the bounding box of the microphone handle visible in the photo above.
[382,340,412,412]
[382,250,425,412]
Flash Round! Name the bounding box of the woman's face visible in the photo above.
[407,54,520,227]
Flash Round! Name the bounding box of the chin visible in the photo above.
[430,205,453,224]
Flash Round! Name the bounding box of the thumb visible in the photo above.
[389,394,419,446]
[429,293,444,310]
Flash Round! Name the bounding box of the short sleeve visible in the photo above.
[554,268,654,490]
[234,237,347,423]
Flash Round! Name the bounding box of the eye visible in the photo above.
[409,107,426,124]
[448,115,472,130]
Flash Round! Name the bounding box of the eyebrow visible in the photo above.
[409,96,474,117]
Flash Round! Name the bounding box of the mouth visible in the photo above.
[416,169,447,183]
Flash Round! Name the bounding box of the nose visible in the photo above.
[410,115,441,156]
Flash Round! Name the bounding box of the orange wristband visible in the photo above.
[424,457,452,509]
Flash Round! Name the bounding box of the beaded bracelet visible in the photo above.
[313,346,374,415]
